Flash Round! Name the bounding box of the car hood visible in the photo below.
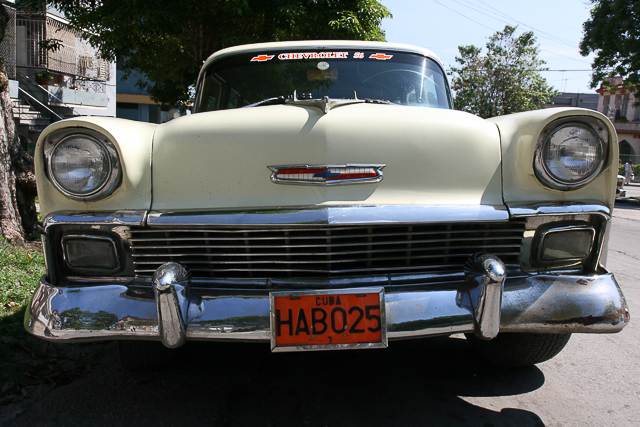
[150,103,503,210]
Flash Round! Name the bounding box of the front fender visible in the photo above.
[35,117,158,218]
[489,107,618,212]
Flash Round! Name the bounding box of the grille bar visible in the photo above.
[129,227,523,240]
[132,246,521,261]
[134,262,522,274]
[134,262,522,275]
[129,221,525,280]
[129,237,522,251]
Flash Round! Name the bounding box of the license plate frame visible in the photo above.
[270,287,387,352]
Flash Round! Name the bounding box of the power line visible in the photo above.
[540,48,592,65]
[430,0,495,31]
[446,69,593,72]
[467,0,580,48]
[431,0,593,66]
[451,0,514,28]
[431,0,587,54]
[539,69,593,72]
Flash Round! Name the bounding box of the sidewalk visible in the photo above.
[622,177,640,200]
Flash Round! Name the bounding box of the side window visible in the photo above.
[405,76,441,107]
[228,88,241,109]
[421,77,440,107]
[205,77,224,111]
[199,74,242,111]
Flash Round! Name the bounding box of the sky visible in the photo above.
[381,0,596,94]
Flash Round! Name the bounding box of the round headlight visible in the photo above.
[45,131,120,200]
[535,122,605,190]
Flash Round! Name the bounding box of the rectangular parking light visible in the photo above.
[539,226,595,261]
[63,235,119,270]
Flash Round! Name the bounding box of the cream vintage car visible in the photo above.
[26,40,630,369]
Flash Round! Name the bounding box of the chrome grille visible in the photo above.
[130,221,526,280]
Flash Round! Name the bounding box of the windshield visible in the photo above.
[195,49,452,112]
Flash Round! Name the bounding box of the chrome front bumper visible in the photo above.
[25,261,630,346]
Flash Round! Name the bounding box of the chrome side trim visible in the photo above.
[43,210,147,232]
[596,220,611,269]
[41,203,609,228]
[146,205,509,226]
[507,202,610,218]
[191,273,466,290]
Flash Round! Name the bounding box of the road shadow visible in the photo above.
[615,197,640,210]
[6,336,547,427]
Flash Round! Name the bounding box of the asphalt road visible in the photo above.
[3,190,640,427]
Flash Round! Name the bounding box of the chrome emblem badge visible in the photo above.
[268,164,385,185]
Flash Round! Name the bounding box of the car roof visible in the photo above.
[201,40,445,70]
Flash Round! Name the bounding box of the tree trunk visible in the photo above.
[1,6,38,245]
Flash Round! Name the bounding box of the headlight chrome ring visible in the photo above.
[534,119,607,191]
[44,129,121,201]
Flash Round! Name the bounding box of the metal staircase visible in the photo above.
[11,97,53,150]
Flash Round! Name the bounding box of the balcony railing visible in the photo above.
[45,17,111,81]
[14,16,48,69]
[612,122,640,133]
[11,12,110,93]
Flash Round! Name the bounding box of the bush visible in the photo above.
[0,238,45,337]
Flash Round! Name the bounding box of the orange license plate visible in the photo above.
[270,288,387,352]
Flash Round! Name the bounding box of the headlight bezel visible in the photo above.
[43,128,121,201]
[533,116,609,191]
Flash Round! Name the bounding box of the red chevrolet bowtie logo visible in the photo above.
[251,54,275,62]
[268,165,386,185]
[369,53,393,60]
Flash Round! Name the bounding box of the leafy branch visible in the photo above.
[451,25,558,119]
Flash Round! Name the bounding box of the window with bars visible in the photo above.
[11,12,110,84]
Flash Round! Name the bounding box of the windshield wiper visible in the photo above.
[244,91,393,113]
[245,91,319,108]
[243,95,291,108]
[363,98,392,104]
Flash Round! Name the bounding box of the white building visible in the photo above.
[596,76,640,164]
[1,1,116,143]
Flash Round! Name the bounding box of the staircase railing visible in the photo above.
[17,74,83,117]
[17,87,64,121]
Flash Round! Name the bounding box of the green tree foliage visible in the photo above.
[451,26,557,119]
[23,0,391,106]
[580,0,640,90]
